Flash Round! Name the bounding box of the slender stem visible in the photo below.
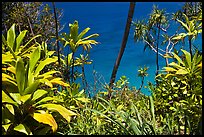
[52,2,61,65]
[109,2,135,99]
[71,52,75,83]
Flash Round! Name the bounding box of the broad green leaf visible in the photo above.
[197,62,202,68]
[149,96,156,130]
[2,73,17,86]
[168,62,185,70]
[23,80,40,95]
[77,27,90,40]
[47,51,55,56]
[20,94,32,103]
[38,71,60,79]
[130,118,141,135]
[32,113,57,132]
[69,20,79,43]
[176,69,188,75]
[50,78,70,87]
[40,79,53,88]
[14,124,32,135]
[2,53,14,63]
[7,24,16,50]
[9,93,21,105]
[7,66,16,74]
[37,104,77,123]
[5,104,15,115]
[20,34,41,52]
[29,46,41,73]
[163,67,177,72]
[16,30,28,52]
[31,89,48,101]
[81,33,99,41]
[34,97,54,106]
[2,123,12,132]
[16,58,25,95]
[34,57,57,77]
[67,52,73,66]
[181,49,191,68]
[172,52,185,66]
[2,90,17,106]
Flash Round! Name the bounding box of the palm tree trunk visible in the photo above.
[109,2,135,99]
[52,2,60,65]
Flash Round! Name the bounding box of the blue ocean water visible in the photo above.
[46,2,201,96]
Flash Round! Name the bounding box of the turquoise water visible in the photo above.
[46,2,201,96]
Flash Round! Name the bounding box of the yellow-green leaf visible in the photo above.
[34,57,57,77]
[2,90,17,106]
[163,67,177,72]
[176,69,189,75]
[24,80,40,95]
[37,104,77,123]
[32,113,57,132]
[16,58,26,95]
[7,24,16,50]
[20,94,32,103]
[32,89,48,101]
[16,30,28,52]
[14,124,32,135]
[50,78,70,87]
[76,97,90,103]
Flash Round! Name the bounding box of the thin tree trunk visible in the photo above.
[108,2,135,99]
[52,2,60,65]
[189,39,192,58]
[71,52,75,83]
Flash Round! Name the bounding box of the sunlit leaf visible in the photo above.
[31,89,48,101]
[32,113,57,132]
[7,24,16,50]
[14,124,32,135]
[37,104,77,123]
[176,69,188,75]
[16,58,26,95]
[16,30,28,52]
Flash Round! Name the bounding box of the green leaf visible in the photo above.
[172,52,185,66]
[14,124,32,135]
[76,97,90,103]
[37,104,77,123]
[163,67,177,72]
[32,112,57,132]
[181,49,191,68]
[77,27,90,40]
[9,93,21,105]
[16,30,28,52]
[24,80,40,95]
[34,97,54,106]
[20,94,32,103]
[20,34,41,52]
[2,123,12,132]
[2,90,17,106]
[34,57,57,77]
[5,104,15,115]
[129,118,141,135]
[7,24,16,50]
[16,58,26,95]
[176,69,188,75]
[31,89,48,102]
[29,46,41,73]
